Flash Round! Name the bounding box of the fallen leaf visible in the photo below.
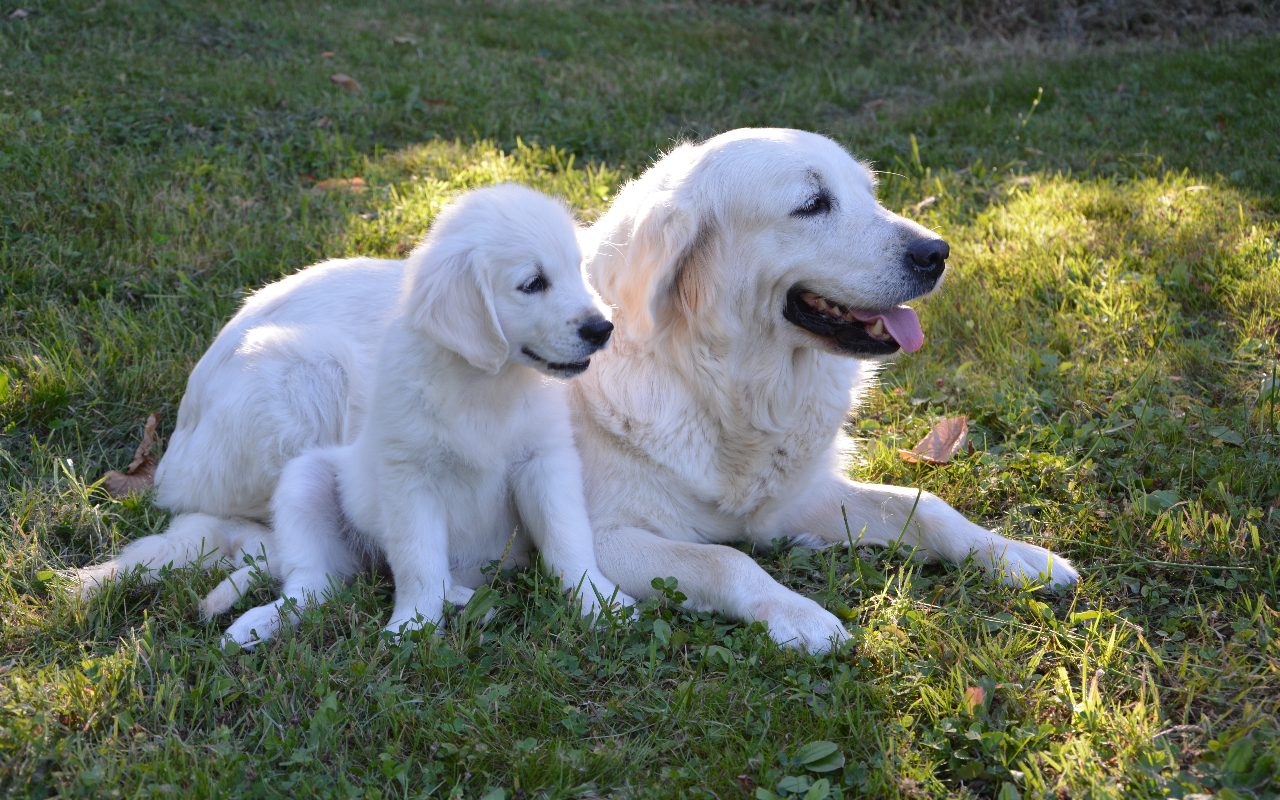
[101,413,161,497]
[313,115,331,128]
[329,73,362,92]
[899,416,969,465]
[9,8,32,19]
[391,34,418,44]
[963,685,986,713]
[321,51,335,59]
[312,177,367,193]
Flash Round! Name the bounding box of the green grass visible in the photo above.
[3,1,1279,797]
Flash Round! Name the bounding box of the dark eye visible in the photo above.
[791,190,833,218]
[518,271,549,294]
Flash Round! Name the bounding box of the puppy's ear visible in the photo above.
[402,247,509,374]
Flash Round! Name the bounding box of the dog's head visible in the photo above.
[588,128,948,359]
[402,184,612,378]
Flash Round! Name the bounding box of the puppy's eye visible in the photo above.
[791,190,833,218]
[518,271,549,294]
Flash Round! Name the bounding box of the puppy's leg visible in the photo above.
[200,563,261,618]
[445,583,476,608]
[791,477,1080,589]
[379,491,451,637]
[594,526,849,654]
[223,450,358,648]
[512,444,635,617]
[69,513,269,599]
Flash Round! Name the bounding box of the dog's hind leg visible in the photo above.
[223,449,358,648]
[69,513,269,599]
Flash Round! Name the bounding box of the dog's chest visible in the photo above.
[713,414,829,518]
[711,358,854,517]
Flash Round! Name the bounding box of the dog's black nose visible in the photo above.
[578,318,614,348]
[906,238,949,281]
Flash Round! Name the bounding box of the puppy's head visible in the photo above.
[402,184,611,378]
[589,128,948,360]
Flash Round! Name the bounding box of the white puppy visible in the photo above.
[209,185,631,646]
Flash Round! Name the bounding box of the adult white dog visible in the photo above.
[207,185,629,646]
[75,129,1077,653]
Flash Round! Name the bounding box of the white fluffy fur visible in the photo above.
[226,184,632,647]
[73,129,1078,653]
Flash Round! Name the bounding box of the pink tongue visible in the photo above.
[850,306,925,353]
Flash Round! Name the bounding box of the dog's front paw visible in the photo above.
[982,536,1079,591]
[749,592,850,654]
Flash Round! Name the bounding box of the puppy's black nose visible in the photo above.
[578,317,614,348]
[906,238,949,281]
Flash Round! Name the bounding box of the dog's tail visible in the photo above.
[69,512,270,600]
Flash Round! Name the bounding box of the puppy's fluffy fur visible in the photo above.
[122,185,629,646]
[74,130,1077,654]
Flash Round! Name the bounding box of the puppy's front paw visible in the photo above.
[200,564,261,619]
[749,592,850,654]
[444,583,476,609]
[223,603,286,650]
[384,604,446,641]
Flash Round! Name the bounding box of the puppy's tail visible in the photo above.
[69,512,270,600]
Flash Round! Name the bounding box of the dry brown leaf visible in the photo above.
[898,415,969,465]
[391,34,418,44]
[312,177,367,194]
[329,73,362,92]
[321,51,335,59]
[102,413,161,497]
[963,685,986,713]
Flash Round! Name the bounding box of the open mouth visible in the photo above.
[782,287,925,357]
[521,347,591,376]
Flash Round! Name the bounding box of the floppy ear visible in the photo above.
[601,190,707,340]
[402,247,509,374]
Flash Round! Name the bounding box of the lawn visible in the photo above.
[2,1,1279,797]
